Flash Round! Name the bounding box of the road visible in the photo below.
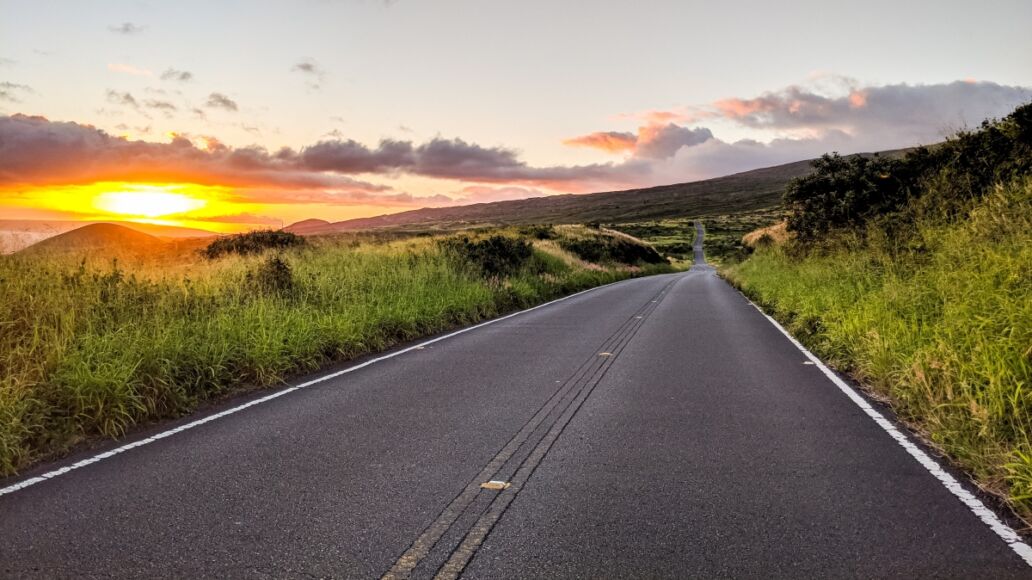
[2,222,1030,578]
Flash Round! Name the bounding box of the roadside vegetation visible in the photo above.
[0,225,673,475]
[724,102,1032,517]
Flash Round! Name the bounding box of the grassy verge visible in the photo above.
[724,180,1032,517]
[0,225,673,475]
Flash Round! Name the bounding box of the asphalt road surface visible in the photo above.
[2,222,1030,578]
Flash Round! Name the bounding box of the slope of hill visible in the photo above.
[0,220,217,253]
[291,159,816,234]
[283,219,332,235]
[18,223,165,257]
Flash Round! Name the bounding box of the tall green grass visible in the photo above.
[725,180,1032,515]
[0,227,671,475]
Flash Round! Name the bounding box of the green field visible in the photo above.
[0,225,674,475]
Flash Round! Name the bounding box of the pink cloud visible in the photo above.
[562,131,636,154]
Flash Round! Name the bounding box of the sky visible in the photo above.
[1,0,1031,231]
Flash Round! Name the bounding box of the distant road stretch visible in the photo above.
[2,222,1030,578]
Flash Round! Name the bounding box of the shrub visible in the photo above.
[245,256,296,296]
[785,101,1032,242]
[203,230,307,259]
[560,236,665,265]
[520,225,557,240]
[439,235,534,277]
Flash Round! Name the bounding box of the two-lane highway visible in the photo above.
[1,222,1029,578]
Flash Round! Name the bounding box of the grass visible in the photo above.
[724,179,1032,517]
[0,225,674,475]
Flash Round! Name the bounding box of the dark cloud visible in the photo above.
[108,22,145,35]
[291,59,325,90]
[205,92,238,111]
[0,82,33,103]
[144,99,176,112]
[0,114,384,194]
[292,61,321,76]
[105,90,138,108]
[0,114,637,199]
[160,68,193,82]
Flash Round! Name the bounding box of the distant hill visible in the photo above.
[18,223,165,257]
[289,158,816,235]
[283,219,332,235]
[0,220,217,253]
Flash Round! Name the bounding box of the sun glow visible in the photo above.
[94,188,208,218]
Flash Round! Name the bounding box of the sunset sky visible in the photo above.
[2,0,1031,231]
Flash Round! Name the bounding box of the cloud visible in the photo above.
[107,63,152,76]
[563,124,712,159]
[0,82,33,103]
[108,22,145,35]
[569,78,1032,187]
[563,131,636,154]
[634,124,712,159]
[686,78,1031,145]
[105,90,139,108]
[205,92,238,111]
[160,68,193,82]
[143,100,177,117]
[0,114,639,202]
[0,114,384,194]
[291,59,325,90]
[0,57,15,67]
[6,79,1027,209]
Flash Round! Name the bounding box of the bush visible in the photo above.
[560,235,666,265]
[519,225,557,240]
[245,256,296,296]
[440,235,534,277]
[203,230,307,259]
[785,101,1032,242]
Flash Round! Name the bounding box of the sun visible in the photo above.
[93,186,208,218]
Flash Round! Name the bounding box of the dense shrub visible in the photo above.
[203,230,307,259]
[560,235,666,265]
[440,235,534,277]
[245,256,296,296]
[519,225,557,240]
[785,101,1032,242]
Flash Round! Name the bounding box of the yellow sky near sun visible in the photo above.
[2,183,260,233]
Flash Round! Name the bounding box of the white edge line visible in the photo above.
[746,298,1032,566]
[0,277,638,498]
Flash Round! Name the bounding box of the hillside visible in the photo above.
[290,160,813,234]
[0,219,217,253]
[19,223,165,257]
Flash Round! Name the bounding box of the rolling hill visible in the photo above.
[18,223,166,257]
[0,220,217,254]
[288,158,816,235]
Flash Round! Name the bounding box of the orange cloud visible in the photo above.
[562,131,637,154]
